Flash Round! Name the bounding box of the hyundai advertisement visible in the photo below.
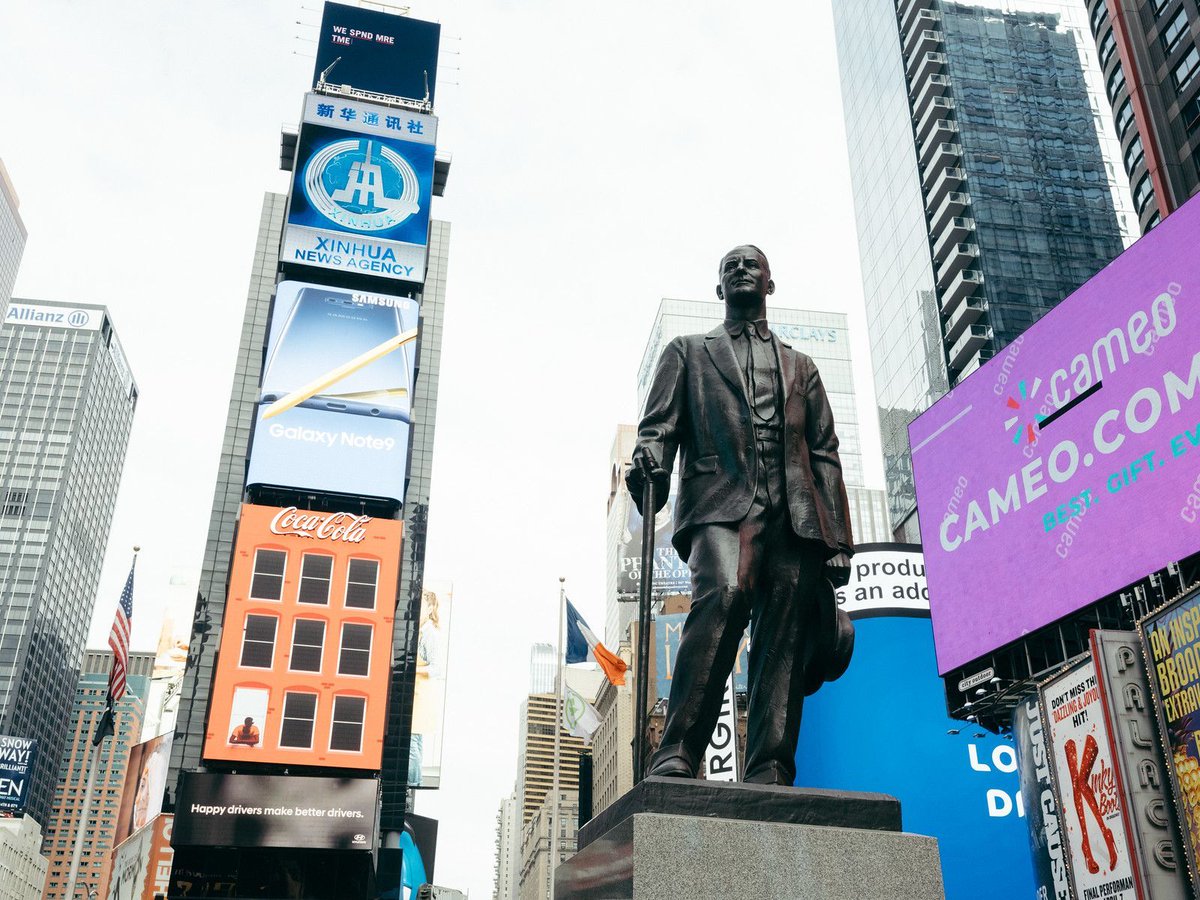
[312,3,441,106]
[909,193,1200,673]
[246,281,418,503]
[283,94,437,284]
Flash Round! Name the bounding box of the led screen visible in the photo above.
[246,281,418,503]
[909,193,1200,673]
[312,3,440,106]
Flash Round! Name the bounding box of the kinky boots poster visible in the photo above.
[1041,657,1140,900]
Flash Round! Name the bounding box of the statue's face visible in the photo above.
[717,246,774,309]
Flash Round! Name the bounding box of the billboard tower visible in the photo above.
[168,4,451,893]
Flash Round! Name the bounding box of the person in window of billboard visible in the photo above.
[229,716,260,747]
[627,245,854,786]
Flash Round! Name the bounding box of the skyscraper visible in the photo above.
[0,299,137,825]
[0,160,26,322]
[1086,0,1200,230]
[41,650,154,900]
[834,0,1130,537]
[491,792,520,900]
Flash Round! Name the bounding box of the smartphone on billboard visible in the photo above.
[261,286,414,422]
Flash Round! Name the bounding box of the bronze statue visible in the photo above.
[627,245,855,786]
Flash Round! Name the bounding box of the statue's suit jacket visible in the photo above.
[636,324,854,563]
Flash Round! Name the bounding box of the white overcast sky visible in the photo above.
[2,0,881,893]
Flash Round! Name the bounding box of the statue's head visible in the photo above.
[716,245,774,312]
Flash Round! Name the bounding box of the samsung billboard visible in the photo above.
[283,94,436,284]
[909,193,1200,674]
[246,281,418,503]
[313,3,440,105]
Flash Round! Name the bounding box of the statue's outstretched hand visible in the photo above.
[825,552,852,589]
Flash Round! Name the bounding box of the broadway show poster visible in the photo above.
[1041,658,1140,900]
[1012,696,1072,900]
[1140,589,1200,888]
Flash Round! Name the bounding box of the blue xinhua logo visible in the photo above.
[303,138,420,233]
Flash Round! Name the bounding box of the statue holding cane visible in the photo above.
[627,245,855,786]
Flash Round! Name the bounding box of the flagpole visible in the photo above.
[66,546,138,900]
[551,576,565,890]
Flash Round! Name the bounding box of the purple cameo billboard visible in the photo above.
[909,194,1200,674]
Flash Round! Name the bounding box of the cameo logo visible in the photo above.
[1004,378,1047,446]
[303,138,420,232]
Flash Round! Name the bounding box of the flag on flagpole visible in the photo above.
[107,561,135,702]
[562,684,602,741]
[565,599,626,686]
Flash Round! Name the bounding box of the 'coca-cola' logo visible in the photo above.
[269,507,371,543]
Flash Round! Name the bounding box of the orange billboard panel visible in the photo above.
[202,504,401,769]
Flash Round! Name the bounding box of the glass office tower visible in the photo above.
[0,300,138,825]
[0,161,25,323]
[834,0,1129,537]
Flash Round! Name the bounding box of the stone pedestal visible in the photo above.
[556,778,944,900]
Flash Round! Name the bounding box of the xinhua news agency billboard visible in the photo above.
[283,94,436,284]
[909,192,1200,674]
[246,281,418,503]
[313,3,440,105]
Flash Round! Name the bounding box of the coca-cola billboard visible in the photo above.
[202,503,401,769]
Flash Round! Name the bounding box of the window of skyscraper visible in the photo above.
[239,615,277,668]
[249,549,286,601]
[1134,173,1155,214]
[330,696,366,752]
[1115,98,1134,137]
[1100,30,1118,68]
[297,553,333,604]
[1107,64,1126,102]
[1173,45,1200,91]
[1184,93,1200,135]
[1150,0,1173,16]
[289,619,325,672]
[344,559,379,609]
[279,692,318,748]
[1162,8,1191,54]
[338,623,373,676]
[1124,135,1146,174]
[1090,1,1108,36]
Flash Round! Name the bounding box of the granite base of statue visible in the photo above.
[554,778,945,900]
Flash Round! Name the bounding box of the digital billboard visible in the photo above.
[617,487,691,597]
[246,281,418,503]
[1013,696,1072,900]
[202,504,400,769]
[0,735,36,817]
[909,192,1200,673]
[114,733,172,846]
[794,545,1037,899]
[313,3,441,105]
[1140,588,1200,889]
[283,94,436,284]
[107,814,174,900]
[173,772,378,851]
[409,581,452,788]
[1040,657,1139,900]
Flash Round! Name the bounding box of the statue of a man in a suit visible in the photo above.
[627,244,855,786]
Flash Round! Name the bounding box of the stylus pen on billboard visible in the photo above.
[263,328,419,420]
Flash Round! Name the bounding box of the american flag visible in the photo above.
[107,562,135,702]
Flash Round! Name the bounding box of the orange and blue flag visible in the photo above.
[565,599,626,686]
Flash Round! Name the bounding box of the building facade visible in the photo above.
[491,792,519,900]
[516,791,578,900]
[589,678,633,816]
[516,694,587,825]
[1086,0,1200,230]
[0,300,137,825]
[41,650,154,900]
[528,644,556,696]
[834,0,1130,537]
[0,816,46,900]
[0,161,26,323]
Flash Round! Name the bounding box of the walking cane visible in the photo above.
[633,448,657,783]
